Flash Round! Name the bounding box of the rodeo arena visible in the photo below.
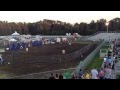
[0,31,120,79]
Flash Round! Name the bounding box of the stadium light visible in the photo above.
[106,22,109,33]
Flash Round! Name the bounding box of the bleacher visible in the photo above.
[84,33,120,41]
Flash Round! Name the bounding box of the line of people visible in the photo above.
[48,51,114,79]
[48,40,120,79]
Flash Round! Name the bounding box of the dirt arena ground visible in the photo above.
[1,42,98,75]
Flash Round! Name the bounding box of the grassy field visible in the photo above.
[0,74,8,79]
[86,52,103,71]
[86,43,109,71]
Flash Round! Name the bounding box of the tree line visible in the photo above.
[0,17,120,36]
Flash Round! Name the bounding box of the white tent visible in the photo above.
[9,38,17,42]
[35,35,42,40]
[12,31,20,36]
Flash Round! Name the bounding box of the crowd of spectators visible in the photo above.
[48,40,120,79]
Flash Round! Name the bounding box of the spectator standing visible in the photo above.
[98,68,105,79]
[111,61,115,70]
[55,74,59,79]
[84,71,91,79]
[49,73,55,79]
[78,69,84,79]
[59,74,63,79]
[91,68,99,79]
[63,70,71,79]
[104,65,112,79]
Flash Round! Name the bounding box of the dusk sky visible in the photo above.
[0,11,120,24]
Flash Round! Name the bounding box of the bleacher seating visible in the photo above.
[84,33,120,41]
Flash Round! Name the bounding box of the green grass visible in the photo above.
[86,52,103,71]
[86,43,110,71]
[0,74,8,79]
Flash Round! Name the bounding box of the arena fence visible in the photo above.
[73,41,106,74]
[1,41,100,79]
[7,42,102,79]
[8,68,76,79]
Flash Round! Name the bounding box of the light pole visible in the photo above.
[117,20,119,33]
[106,22,109,33]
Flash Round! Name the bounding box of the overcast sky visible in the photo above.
[0,11,120,24]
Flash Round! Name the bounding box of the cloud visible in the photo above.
[0,11,120,24]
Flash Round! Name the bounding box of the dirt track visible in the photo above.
[2,42,98,75]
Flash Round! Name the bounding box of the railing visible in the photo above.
[8,42,103,79]
[73,41,106,74]
[8,68,76,79]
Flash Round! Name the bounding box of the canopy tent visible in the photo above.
[9,38,17,42]
[6,41,27,51]
[32,40,43,47]
[20,38,31,43]
[35,35,42,41]
[12,31,20,36]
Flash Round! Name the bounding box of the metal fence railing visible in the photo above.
[10,41,103,79]
[73,41,106,74]
[8,68,76,79]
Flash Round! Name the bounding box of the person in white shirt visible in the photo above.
[91,68,98,79]
[104,57,107,63]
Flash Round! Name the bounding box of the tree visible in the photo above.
[0,18,120,36]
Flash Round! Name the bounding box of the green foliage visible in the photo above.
[0,18,120,36]
[86,52,103,71]
[86,43,108,71]
[0,74,8,79]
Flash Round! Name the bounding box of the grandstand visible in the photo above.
[82,33,120,41]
